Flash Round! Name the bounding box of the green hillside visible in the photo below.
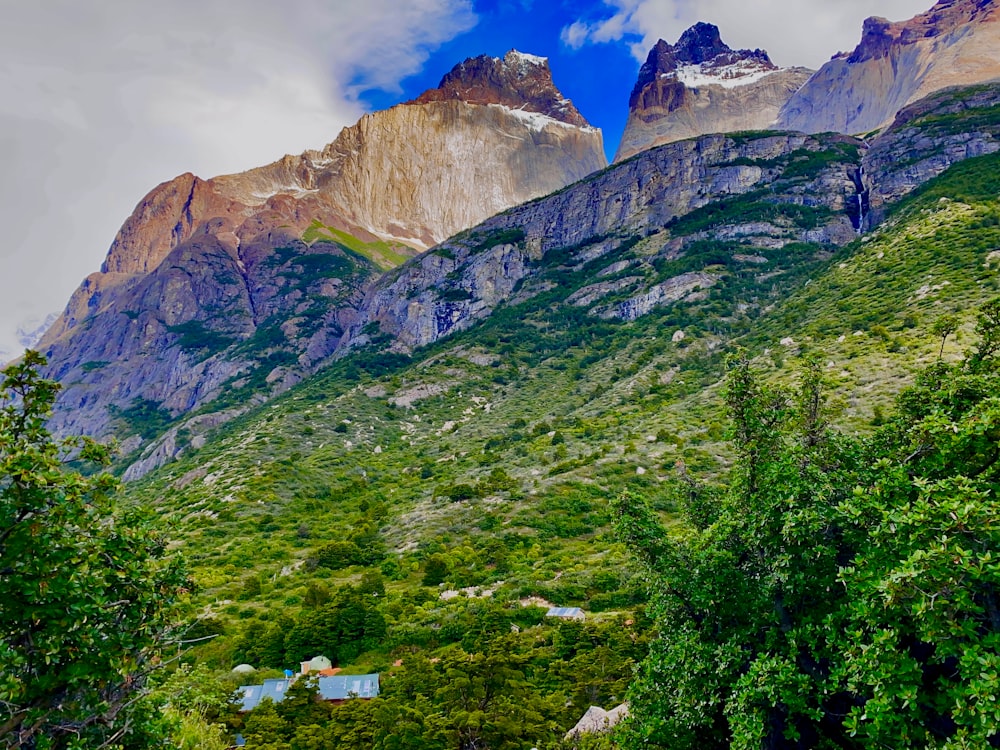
[109,145,1000,745]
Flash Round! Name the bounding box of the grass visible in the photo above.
[302,220,415,269]
[107,89,1000,734]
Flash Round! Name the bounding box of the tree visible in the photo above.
[930,312,959,359]
[0,351,188,749]
[422,553,449,587]
[375,639,560,750]
[614,305,1000,749]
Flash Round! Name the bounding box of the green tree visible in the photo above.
[375,640,560,750]
[614,306,1000,749]
[276,676,330,727]
[0,352,188,748]
[155,664,233,750]
[422,553,450,587]
[931,312,959,359]
[242,699,290,747]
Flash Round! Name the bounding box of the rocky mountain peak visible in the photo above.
[674,22,737,64]
[411,50,590,127]
[845,0,997,63]
[616,25,807,161]
[777,0,1000,135]
[628,24,777,109]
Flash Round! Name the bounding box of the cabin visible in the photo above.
[238,673,380,711]
[546,606,585,621]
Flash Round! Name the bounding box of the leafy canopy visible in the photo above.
[0,351,188,749]
[614,302,1000,749]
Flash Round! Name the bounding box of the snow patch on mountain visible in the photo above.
[1,312,58,365]
[671,60,784,89]
[505,50,547,67]
[500,105,598,133]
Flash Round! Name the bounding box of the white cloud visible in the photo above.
[562,0,936,68]
[0,0,475,356]
[560,20,593,50]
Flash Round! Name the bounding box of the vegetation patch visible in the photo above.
[302,220,413,269]
[667,192,835,235]
[109,396,175,440]
[166,319,236,356]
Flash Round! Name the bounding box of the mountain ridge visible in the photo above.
[36,50,606,443]
[777,0,1000,134]
[115,82,1000,480]
[614,24,813,161]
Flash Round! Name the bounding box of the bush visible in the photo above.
[313,541,365,570]
[615,324,1000,748]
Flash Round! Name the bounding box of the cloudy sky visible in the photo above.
[0,0,934,358]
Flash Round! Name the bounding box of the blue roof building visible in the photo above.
[318,674,380,701]
[238,684,262,712]
[546,606,585,621]
[238,674,379,711]
[238,678,291,712]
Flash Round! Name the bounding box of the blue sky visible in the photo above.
[357,0,641,162]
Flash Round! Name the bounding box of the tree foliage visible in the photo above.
[614,304,1000,749]
[0,352,188,749]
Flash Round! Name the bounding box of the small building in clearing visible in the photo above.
[238,674,379,712]
[300,655,333,674]
[546,606,585,621]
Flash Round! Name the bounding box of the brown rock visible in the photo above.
[777,0,1000,135]
[412,49,589,127]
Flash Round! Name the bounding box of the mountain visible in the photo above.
[36,50,605,446]
[344,129,861,353]
[0,312,58,365]
[345,80,1000,355]
[614,23,813,162]
[121,80,1000,482]
[118,83,1000,748]
[776,0,1000,135]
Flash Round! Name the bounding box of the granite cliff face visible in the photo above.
[614,24,813,162]
[38,50,606,451]
[344,130,863,352]
[777,0,1000,135]
[861,83,1000,225]
[345,80,1000,355]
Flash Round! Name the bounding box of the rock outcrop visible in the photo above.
[777,0,1000,135]
[412,49,589,127]
[862,82,1000,225]
[564,704,629,741]
[614,24,813,162]
[38,50,606,457]
[344,130,863,352]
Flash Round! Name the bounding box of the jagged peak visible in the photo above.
[840,0,998,63]
[674,22,734,64]
[629,24,777,108]
[410,50,590,127]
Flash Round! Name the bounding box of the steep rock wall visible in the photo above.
[862,82,1000,224]
[344,131,862,352]
[37,51,606,446]
[777,0,1000,135]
